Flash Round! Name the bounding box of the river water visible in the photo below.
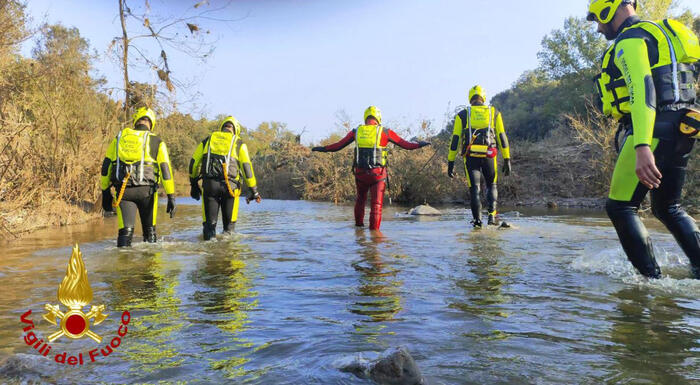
[1,199,699,384]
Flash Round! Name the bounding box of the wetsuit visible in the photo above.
[315,126,426,230]
[447,104,511,224]
[100,127,175,247]
[189,118,258,240]
[594,16,700,277]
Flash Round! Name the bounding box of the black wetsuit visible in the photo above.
[465,156,497,222]
[118,185,157,246]
[202,178,239,238]
[606,110,700,278]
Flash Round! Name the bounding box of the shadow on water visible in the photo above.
[603,287,700,385]
[348,229,404,344]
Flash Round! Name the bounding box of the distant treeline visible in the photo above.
[1,1,699,238]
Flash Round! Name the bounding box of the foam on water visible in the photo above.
[570,245,700,295]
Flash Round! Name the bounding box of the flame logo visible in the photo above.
[44,244,107,342]
[58,245,93,309]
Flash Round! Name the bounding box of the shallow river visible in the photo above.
[1,199,699,384]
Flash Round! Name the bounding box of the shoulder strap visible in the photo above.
[115,131,122,180]
[225,134,237,165]
[205,134,213,174]
[643,20,680,102]
[467,106,472,140]
[139,132,150,182]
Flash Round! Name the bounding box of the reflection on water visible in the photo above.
[2,201,700,384]
[450,230,516,322]
[349,230,403,343]
[606,288,700,385]
[109,251,186,375]
[190,241,259,379]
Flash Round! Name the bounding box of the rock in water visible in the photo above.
[0,353,55,383]
[339,347,426,385]
[409,205,441,216]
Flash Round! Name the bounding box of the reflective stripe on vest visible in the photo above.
[115,128,150,183]
[465,105,494,155]
[355,124,387,168]
[203,131,239,180]
[595,19,698,119]
[205,131,238,174]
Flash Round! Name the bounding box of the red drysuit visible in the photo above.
[319,128,421,230]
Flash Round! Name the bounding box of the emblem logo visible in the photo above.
[42,244,108,342]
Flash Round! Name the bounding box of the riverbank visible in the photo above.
[0,200,102,242]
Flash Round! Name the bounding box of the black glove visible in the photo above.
[166,194,176,218]
[417,141,431,148]
[311,146,326,152]
[101,189,114,212]
[246,187,261,204]
[502,159,512,176]
[190,183,201,201]
[447,161,455,178]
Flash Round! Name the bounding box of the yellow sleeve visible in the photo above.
[494,110,510,159]
[189,140,205,182]
[614,38,656,147]
[237,142,257,189]
[156,140,175,195]
[99,138,117,190]
[447,114,463,162]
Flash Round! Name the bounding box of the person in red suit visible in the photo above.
[312,106,430,230]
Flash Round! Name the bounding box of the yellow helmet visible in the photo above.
[132,107,156,131]
[219,116,241,135]
[469,85,486,103]
[364,106,382,124]
[587,0,635,24]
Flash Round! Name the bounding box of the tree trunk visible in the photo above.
[119,0,129,120]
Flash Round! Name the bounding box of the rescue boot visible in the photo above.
[472,219,482,229]
[117,227,134,247]
[487,213,498,226]
[203,222,216,240]
[144,226,157,243]
[223,221,235,235]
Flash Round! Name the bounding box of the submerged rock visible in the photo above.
[409,205,441,216]
[0,353,55,383]
[339,347,426,385]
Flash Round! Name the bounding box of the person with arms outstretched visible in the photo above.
[312,106,430,230]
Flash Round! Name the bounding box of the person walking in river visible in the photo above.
[189,116,261,240]
[447,85,512,228]
[311,106,430,230]
[587,0,700,278]
[100,107,176,247]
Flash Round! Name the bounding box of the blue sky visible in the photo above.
[24,0,700,142]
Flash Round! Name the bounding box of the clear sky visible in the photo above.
[24,0,700,142]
